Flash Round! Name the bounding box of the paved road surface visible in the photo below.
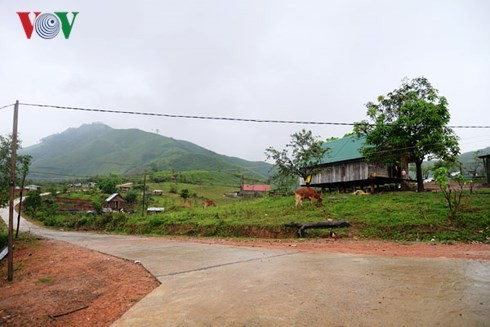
[2,204,489,326]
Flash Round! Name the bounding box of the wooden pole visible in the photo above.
[7,100,19,281]
[141,173,147,216]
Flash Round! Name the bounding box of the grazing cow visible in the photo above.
[294,187,322,207]
[202,200,216,208]
[180,202,191,208]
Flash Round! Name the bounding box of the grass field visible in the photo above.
[29,184,490,242]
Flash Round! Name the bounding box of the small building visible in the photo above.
[25,185,42,192]
[479,153,490,184]
[304,135,409,191]
[105,193,126,210]
[240,184,271,196]
[147,207,164,214]
[117,183,133,192]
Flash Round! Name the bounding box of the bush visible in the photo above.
[0,228,7,248]
[434,167,466,218]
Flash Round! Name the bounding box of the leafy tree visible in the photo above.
[354,77,460,192]
[98,174,122,194]
[0,135,28,207]
[92,200,102,214]
[124,190,139,204]
[179,189,190,202]
[0,135,15,207]
[265,129,327,184]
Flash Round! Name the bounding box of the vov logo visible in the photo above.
[17,12,79,39]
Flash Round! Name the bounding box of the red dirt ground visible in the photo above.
[180,236,490,260]
[0,238,159,327]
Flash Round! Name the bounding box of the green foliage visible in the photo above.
[92,201,102,214]
[265,129,327,181]
[169,184,178,194]
[354,77,460,192]
[47,186,57,195]
[179,189,190,201]
[0,135,29,207]
[124,190,139,204]
[434,167,466,218]
[23,191,42,215]
[41,197,59,218]
[98,173,122,194]
[149,170,246,187]
[33,188,490,243]
[0,223,7,248]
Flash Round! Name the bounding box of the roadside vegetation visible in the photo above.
[20,177,490,243]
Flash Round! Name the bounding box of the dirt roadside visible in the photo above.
[1,235,489,327]
[0,238,159,327]
[171,236,490,260]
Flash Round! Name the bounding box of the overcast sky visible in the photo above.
[1,0,489,162]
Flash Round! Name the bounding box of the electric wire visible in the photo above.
[0,103,14,110]
[18,102,490,129]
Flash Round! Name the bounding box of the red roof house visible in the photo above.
[240,184,271,196]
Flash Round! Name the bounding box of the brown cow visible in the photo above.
[294,187,322,207]
[202,200,216,208]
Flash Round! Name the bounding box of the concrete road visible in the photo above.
[2,205,490,326]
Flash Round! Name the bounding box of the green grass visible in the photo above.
[37,277,53,284]
[29,187,490,242]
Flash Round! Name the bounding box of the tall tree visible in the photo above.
[354,77,459,192]
[98,174,122,194]
[265,129,327,184]
[0,135,23,207]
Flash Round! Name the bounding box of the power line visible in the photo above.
[0,103,14,110]
[18,102,490,129]
[18,102,359,126]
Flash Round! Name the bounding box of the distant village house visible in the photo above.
[15,185,41,193]
[117,183,133,192]
[105,193,125,210]
[240,184,271,196]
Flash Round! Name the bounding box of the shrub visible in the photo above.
[434,167,466,218]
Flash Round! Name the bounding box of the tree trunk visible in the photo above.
[15,190,23,238]
[285,220,350,237]
[415,159,424,192]
[15,173,27,238]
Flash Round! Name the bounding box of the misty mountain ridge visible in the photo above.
[21,123,272,181]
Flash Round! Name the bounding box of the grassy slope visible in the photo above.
[22,124,272,180]
[36,187,490,242]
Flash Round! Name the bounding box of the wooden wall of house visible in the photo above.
[308,160,391,185]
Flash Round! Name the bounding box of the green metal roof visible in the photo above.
[320,135,366,164]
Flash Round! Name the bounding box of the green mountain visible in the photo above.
[21,123,273,181]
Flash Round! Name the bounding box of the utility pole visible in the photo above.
[8,100,19,281]
[141,173,147,216]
